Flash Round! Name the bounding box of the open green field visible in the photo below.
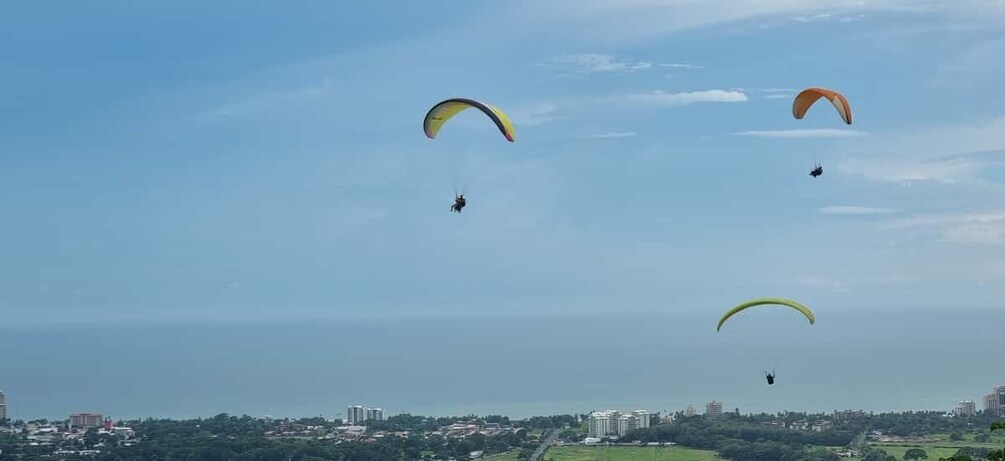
[873,445,962,460]
[544,446,719,461]
[483,450,520,461]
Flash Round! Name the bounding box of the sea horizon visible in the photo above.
[2,308,1000,422]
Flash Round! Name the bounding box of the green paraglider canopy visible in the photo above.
[717,297,815,332]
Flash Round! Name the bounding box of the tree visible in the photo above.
[949,431,964,441]
[865,448,892,461]
[905,448,928,460]
[975,432,991,443]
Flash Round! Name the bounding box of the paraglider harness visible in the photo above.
[765,371,775,385]
[810,163,823,178]
[451,195,466,213]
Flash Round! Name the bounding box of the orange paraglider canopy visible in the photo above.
[792,88,852,125]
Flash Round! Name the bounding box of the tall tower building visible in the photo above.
[984,393,999,413]
[0,390,6,421]
[587,411,616,438]
[955,400,976,417]
[998,385,1005,417]
[685,405,696,417]
[365,407,384,422]
[705,401,723,418]
[347,405,365,425]
[631,410,651,429]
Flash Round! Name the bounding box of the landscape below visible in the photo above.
[2,409,1003,461]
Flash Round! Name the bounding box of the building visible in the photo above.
[347,406,365,425]
[632,410,651,429]
[616,415,635,435]
[705,401,723,418]
[982,385,1005,417]
[365,407,384,422]
[999,386,1005,416]
[0,390,6,421]
[685,405,697,417]
[70,413,104,430]
[954,400,976,417]
[832,410,865,421]
[588,411,616,438]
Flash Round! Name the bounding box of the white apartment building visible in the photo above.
[365,407,384,422]
[347,405,366,425]
[954,400,976,417]
[589,409,652,438]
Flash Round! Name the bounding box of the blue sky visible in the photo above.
[2,1,1005,324]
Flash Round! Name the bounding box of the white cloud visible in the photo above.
[594,132,639,138]
[819,206,900,215]
[836,116,1005,183]
[795,275,849,292]
[547,54,654,73]
[200,77,332,120]
[791,13,833,22]
[884,211,1005,244]
[509,102,560,126]
[733,87,797,99]
[622,89,748,106]
[794,273,913,292]
[734,129,867,138]
[839,13,869,21]
[837,157,975,184]
[523,0,987,44]
[933,36,1005,88]
[658,63,704,70]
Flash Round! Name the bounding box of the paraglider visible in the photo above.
[793,88,852,125]
[716,297,815,332]
[810,163,823,178]
[718,298,814,385]
[451,194,466,213]
[424,98,515,213]
[423,98,515,142]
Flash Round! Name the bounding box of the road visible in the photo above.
[530,429,561,461]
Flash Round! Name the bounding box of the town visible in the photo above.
[0,383,1003,460]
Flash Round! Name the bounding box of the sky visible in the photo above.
[0,3,1003,321]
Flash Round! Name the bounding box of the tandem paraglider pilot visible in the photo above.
[451,194,466,213]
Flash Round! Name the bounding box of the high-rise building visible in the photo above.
[588,411,615,438]
[999,386,1005,417]
[365,408,384,422]
[954,400,976,417]
[616,415,638,435]
[0,390,6,421]
[70,413,104,430]
[982,385,1005,417]
[631,410,651,429]
[705,401,723,418]
[984,393,999,413]
[685,405,696,417]
[347,405,365,425]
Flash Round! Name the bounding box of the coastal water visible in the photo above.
[0,308,1000,421]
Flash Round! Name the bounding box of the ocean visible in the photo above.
[0,308,1000,421]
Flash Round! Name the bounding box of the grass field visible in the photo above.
[543,446,719,461]
[482,450,520,461]
[873,445,961,460]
